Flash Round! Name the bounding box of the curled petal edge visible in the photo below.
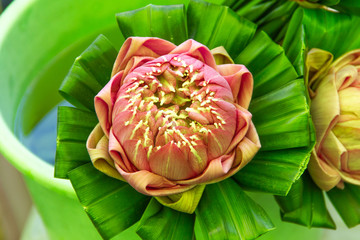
[308,149,341,191]
[211,46,234,65]
[86,124,124,181]
[217,64,253,109]
[113,119,260,196]
[169,39,217,70]
[111,37,177,76]
[94,71,124,137]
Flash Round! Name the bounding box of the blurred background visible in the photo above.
[0,155,32,240]
[0,0,11,11]
[0,2,41,240]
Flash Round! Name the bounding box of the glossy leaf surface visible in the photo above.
[59,35,117,111]
[328,183,360,228]
[275,173,335,229]
[195,178,274,240]
[55,106,98,178]
[137,198,195,240]
[68,163,150,239]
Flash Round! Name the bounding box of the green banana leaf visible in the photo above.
[222,0,297,42]
[277,7,360,229]
[117,4,188,46]
[334,0,360,14]
[59,34,118,111]
[284,7,360,75]
[233,32,314,195]
[136,198,195,240]
[68,163,150,239]
[55,106,98,178]
[221,0,360,43]
[195,178,274,240]
[327,183,360,228]
[55,0,315,239]
[275,172,335,229]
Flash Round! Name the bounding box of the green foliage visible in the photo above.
[275,173,335,229]
[195,179,274,240]
[328,183,360,228]
[55,0,316,238]
[137,199,195,240]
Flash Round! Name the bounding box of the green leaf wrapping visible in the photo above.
[275,173,335,229]
[328,183,360,228]
[55,106,98,178]
[116,4,188,45]
[250,79,311,150]
[233,33,314,195]
[187,0,257,59]
[223,0,360,43]
[334,0,360,15]
[195,178,275,240]
[59,34,118,111]
[282,8,305,76]
[137,198,195,240]
[234,148,311,195]
[222,0,298,42]
[236,31,298,98]
[68,163,151,239]
[283,8,360,75]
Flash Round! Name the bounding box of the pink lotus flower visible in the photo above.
[308,49,360,191]
[87,37,260,198]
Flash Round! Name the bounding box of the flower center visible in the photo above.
[112,54,236,175]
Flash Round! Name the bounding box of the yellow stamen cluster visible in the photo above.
[117,55,228,160]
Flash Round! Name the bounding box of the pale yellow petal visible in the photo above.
[155,185,205,214]
[306,48,333,95]
[332,49,360,73]
[233,121,261,168]
[334,65,358,90]
[115,164,194,196]
[210,46,234,65]
[310,74,340,148]
[338,171,360,186]
[321,131,347,169]
[86,124,124,181]
[338,87,360,118]
[333,120,360,171]
[308,149,341,191]
[347,149,360,172]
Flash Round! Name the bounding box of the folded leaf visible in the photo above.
[59,34,117,110]
[327,183,360,227]
[137,198,195,240]
[275,172,336,229]
[68,163,151,239]
[116,4,187,45]
[284,8,360,75]
[195,178,274,240]
[55,106,98,178]
[187,0,257,59]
